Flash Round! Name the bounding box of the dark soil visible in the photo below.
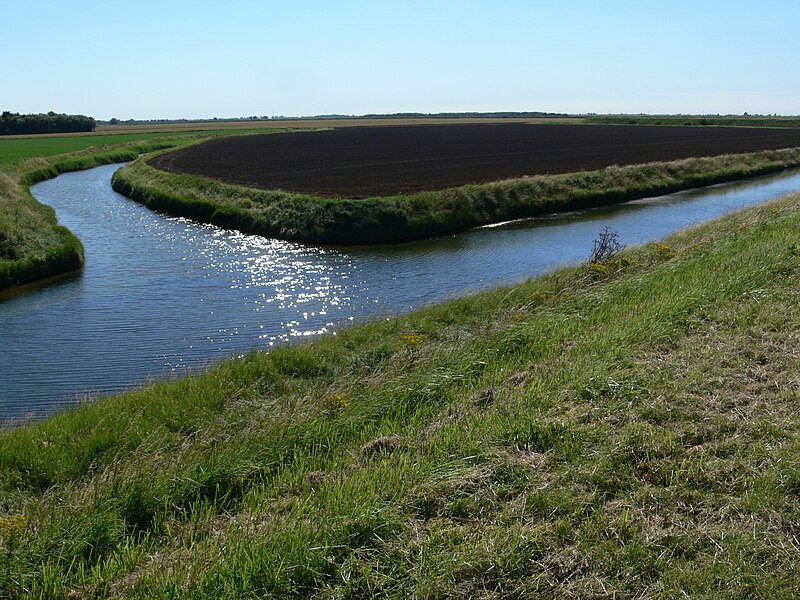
[149,124,800,198]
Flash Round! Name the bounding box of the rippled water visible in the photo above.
[3,163,800,419]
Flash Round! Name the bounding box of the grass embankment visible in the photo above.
[0,142,186,291]
[3,195,800,596]
[583,115,800,128]
[113,147,800,244]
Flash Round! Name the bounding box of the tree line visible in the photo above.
[0,111,96,135]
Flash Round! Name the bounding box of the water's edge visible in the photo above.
[3,164,800,419]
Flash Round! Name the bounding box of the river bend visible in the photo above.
[3,164,800,419]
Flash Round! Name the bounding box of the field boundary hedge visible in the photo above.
[583,115,800,128]
[111,146,800,244]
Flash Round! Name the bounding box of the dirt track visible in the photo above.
[149,124,800,198]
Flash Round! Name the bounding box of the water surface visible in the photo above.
[3,164,800,419]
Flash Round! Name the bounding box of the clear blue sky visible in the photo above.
[4,0,799,120]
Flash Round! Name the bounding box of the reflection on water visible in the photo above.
[3,164,800,419]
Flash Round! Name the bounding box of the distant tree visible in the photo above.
[0,111,96,135]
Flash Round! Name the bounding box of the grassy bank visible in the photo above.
[2,192,800,596]
[0,141,187,291]
[583,115,800,128]
[113,147,800,244]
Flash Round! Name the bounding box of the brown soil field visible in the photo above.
[149,123,800,198]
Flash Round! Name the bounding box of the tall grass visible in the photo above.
[112,146,800,244]
[2,194,800,596]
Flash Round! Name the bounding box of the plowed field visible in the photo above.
[149,124,800,198]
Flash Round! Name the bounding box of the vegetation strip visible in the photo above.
[2,194,800,596]
[114,145,800,244]
[584,115,800,128]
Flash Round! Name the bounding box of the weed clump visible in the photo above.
[588,227,630,277]
[590,227,626,264]
[589,262,610,275]
[531,290,548,302]
[361,435,401,456]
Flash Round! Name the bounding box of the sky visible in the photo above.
[3,0,800,120]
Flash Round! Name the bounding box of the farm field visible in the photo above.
[149,123,800,197]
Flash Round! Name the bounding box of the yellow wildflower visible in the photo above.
[589,262,609,275]
[0,514,26,541]
[398,334,427,347]
[321,394,348,415]
[655,243,676,259]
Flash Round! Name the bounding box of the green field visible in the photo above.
[0,133,184,166]
[0,139,196,290]
[0,129,285,166]
[2,193,800,597]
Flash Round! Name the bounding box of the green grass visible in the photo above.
[2,194,800,597]
[0,133,185,166]
[112,146,800,244]
[0,129,300,166]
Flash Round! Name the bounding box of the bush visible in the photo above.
[590,227,626,264]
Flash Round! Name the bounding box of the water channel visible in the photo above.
[3,163,800,420]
